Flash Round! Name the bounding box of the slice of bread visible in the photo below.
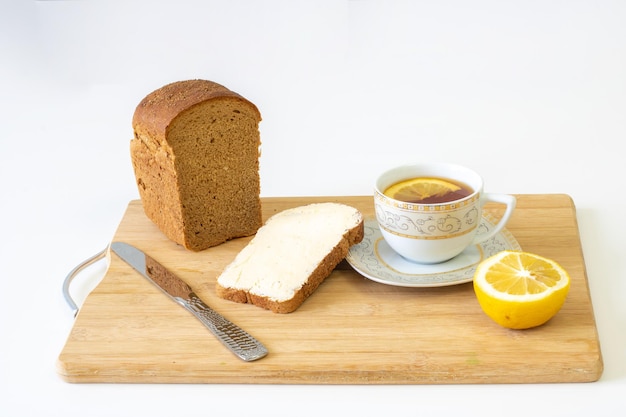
[131,80,262,251]
[216,203,364,313]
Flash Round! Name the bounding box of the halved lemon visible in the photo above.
[384,177,461,203]
[473,251,571,329]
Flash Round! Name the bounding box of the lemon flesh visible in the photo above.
[473,251,571,330]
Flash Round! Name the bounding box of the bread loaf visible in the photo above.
[216,203,364,313]
[131,80,262,251]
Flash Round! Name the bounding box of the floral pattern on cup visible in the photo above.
[375,198,481,240]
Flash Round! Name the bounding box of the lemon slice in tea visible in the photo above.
[384,177,463,204]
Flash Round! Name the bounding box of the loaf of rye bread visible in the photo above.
[216,203,364,313]
[131,80,262,251]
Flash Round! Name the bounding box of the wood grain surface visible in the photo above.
[57,194,603,384]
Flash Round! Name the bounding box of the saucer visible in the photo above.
[345,214,521,287]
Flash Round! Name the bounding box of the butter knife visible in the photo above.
[110,242,268,362]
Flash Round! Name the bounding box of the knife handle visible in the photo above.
[178,293,268,362]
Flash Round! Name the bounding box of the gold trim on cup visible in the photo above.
[378,221,478,241]
[374,191,481,213]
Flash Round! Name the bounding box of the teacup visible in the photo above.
[374,163,516,264]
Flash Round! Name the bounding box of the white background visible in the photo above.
[1,1,625,416]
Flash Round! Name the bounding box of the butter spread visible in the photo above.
[217,203,362,302]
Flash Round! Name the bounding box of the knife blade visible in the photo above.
[110,241,268,362]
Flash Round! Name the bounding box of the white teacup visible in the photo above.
[374,163,516,264]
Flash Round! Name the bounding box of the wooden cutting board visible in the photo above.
[57,194,603,384]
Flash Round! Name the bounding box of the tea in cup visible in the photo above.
[374,163,516,264]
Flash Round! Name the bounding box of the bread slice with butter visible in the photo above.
[216,203,364,313]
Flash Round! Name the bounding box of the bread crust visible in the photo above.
[215,209,364,313]
[132,79,261,143]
